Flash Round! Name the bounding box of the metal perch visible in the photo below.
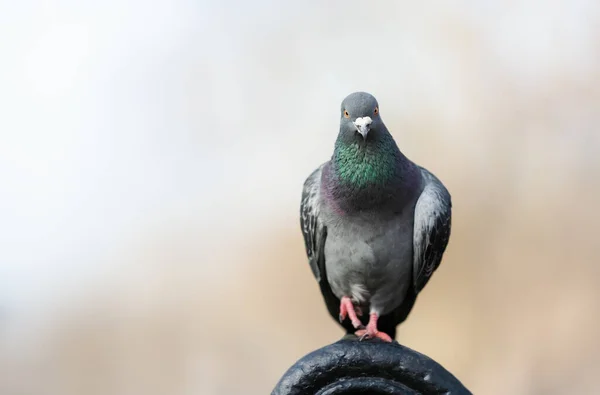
[272,335,471,395]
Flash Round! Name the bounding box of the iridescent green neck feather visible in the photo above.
[332,133,400,189]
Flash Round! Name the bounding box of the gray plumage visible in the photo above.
[300,92,452,339]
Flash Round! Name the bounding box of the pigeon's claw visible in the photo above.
[338,301,347,323]
[355,329,393,342]
[354,312,393,343]
[339,296,364,329]
[357,331,370,342]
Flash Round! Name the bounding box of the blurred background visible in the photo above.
[1,1,599,394]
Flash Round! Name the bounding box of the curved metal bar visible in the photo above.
[272,336,471,395]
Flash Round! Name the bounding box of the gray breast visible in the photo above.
[322,207,415,316]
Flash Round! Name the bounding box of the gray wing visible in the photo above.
[412,167,452,293]
[300,164,327,282]
[300,164,349,329]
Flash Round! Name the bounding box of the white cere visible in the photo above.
[354,116,372,127]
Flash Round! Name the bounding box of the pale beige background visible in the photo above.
[1,1,599,394]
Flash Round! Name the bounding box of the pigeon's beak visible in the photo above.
[353,116,372,140]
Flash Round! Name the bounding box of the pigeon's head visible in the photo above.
[339,92,383,141]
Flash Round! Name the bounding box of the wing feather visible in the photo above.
[300,165,326,281]
[413,168,452,293]
[300,164,350,330]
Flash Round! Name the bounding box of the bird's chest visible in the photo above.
[323,211,414,301]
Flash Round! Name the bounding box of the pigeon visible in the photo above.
[300,92,452,342]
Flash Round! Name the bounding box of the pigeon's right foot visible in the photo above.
[354,312,393,342]
[338,296,364,329]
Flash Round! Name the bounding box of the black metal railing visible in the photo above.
[272,335,471,394]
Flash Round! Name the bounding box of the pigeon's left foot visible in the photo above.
[355,313,393,342]
[339,296,364,329]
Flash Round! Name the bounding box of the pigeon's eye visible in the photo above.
[344,110,350,118]
[374,107,379,115]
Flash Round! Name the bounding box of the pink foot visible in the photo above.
[339,296,364,329]
[354,313,393,342]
